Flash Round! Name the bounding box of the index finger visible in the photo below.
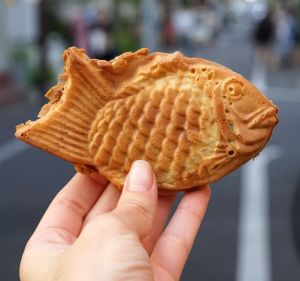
[151,186,211,281]
[29,173,108,246]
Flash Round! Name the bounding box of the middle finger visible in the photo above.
[83,183,121,227]
[142,193,176,254]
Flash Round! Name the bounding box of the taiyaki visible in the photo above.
[15,47,278,191]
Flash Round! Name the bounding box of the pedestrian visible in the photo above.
[274,8,296,68]
[88,7,117,61]
[19,160,211,281]
[253,10,275,68]
[69,5,90,53]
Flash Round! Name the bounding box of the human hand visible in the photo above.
[20,160,211,281]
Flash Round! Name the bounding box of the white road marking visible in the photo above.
[0,139,29,165]
[236,146,282,281]
[250,54,268,93]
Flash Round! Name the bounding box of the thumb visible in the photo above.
[114,160,158,237]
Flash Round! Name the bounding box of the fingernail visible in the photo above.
[128,160,153,192]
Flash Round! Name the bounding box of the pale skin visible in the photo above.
[20,160,211,281]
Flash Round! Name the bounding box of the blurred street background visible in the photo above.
[1,0,300,280]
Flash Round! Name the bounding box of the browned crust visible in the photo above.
[15,47,279,191]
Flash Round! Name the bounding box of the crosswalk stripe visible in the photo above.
[236,146,282,281]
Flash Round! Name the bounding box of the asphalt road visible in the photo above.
[1,23,300,281]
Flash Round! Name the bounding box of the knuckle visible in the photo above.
[82,213,128,239]
[93,213,124,230]
[116,198,153,234]
[125,199,152,224]
[178,205,202,220]
[160,231,190,256]
[54,196,86,218]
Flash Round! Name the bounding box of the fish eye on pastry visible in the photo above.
[15,48,278,191]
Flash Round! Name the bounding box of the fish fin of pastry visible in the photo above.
[15,47,117,166]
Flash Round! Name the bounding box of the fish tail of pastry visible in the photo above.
[15,47,114,166]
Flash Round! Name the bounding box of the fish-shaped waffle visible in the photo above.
[15,48,278,191]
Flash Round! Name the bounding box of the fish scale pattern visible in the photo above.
[88,70,216,186]
[15,48,278,191]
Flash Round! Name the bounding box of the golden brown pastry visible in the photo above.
[15,47,278,191]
